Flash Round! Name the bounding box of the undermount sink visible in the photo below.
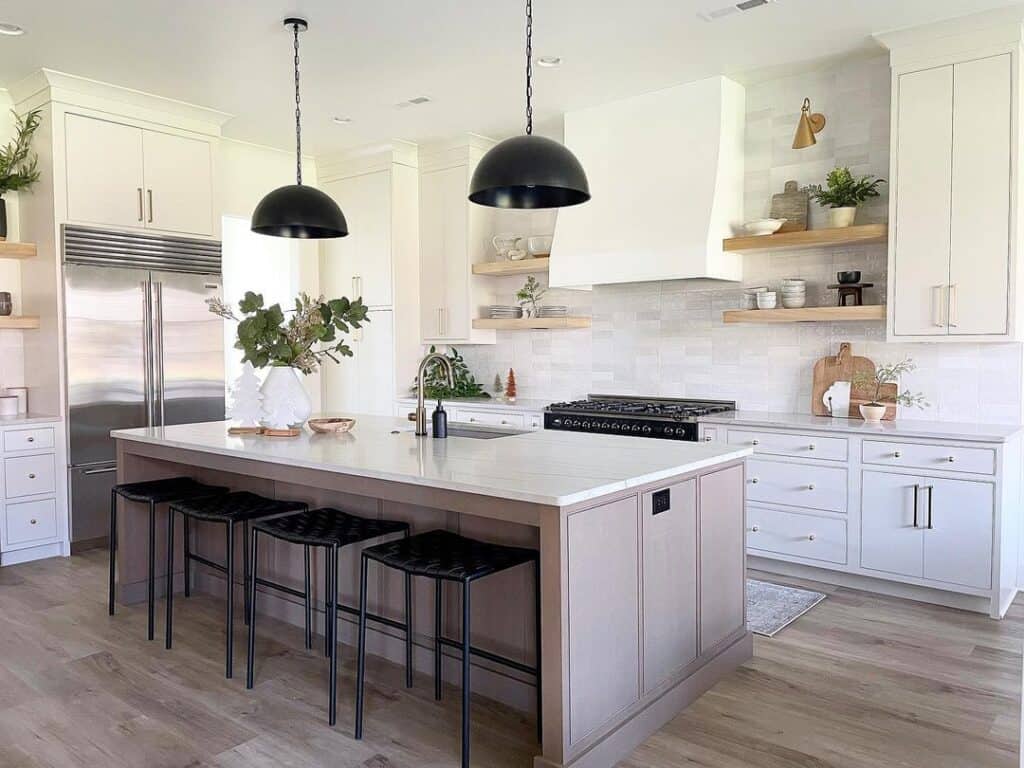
[393,422,526,440]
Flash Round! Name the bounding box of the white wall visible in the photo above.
[458,55,1024,425]
[217,138,322,411]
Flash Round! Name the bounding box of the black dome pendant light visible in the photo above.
[468,0,590,209]
[252,18,348,239]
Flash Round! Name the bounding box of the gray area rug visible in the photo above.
[747,579,826,637]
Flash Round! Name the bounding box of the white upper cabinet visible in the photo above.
[550,76,745,288]
[65,113,214,236]
[881,15,1020,342]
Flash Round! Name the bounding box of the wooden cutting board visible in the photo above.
[811,342,897,420]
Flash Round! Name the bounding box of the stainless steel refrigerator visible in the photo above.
[63,226,225,544]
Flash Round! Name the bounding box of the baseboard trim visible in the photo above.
[1,540,66,566]
[71,535,108,554]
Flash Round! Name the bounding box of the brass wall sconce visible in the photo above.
[792,97,826,149]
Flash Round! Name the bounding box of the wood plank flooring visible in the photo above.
[0,552,1018,767]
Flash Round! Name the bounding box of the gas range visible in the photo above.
[544,395,736,441]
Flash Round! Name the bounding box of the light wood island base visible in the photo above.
[112,423,751,768]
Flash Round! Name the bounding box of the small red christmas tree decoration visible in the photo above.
[505,368,517,402]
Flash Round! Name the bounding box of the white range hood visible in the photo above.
[550,76,745,288]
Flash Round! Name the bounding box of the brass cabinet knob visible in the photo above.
[947,456,956,463]
[28,473,35,479]
[893,451,902,458]
[26,436,34,443]
[750,477,759,484]
[808,443,816,451]
[29,519,37,525]
[807,483,816,490]
[749,525,760,532]
[808,533,816,541]
[751,439,760,446]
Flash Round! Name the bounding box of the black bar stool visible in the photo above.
[108,477,229,640]
[354,529,541,768]
[245,507,410,726]
[167,491,307,677]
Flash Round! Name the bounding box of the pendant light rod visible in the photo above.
[286,17,308,184]
[525,0,533,136]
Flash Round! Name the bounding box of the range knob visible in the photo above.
[552,418,562,426]
[611,423,620,430]
[675,427,686,436]
[600,421,610,429]
[581,421,591,429]
[631,424,642,433]
[642,425,652,434]
[570,420,580,428]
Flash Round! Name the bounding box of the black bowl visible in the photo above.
[837,270,861,284]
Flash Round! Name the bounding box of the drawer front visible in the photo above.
[727,429,847,461]
[701,427,719,443]
[747,459,847,513]
[748,506,847,564]
[4,454,57,499]
[5,498,58,546]
[3,427,55,453]
[524,412,543,431]
[453,408,525,429]
[862,440,994,475]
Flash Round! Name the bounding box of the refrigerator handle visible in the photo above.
[154,280,165,427]
[141,280,154,428]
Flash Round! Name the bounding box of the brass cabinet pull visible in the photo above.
[147,189,154,223]
[137,187,144,221]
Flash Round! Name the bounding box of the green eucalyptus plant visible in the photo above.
[207,291,368,375]
[853,357,928,409]
[804,167,885,209]
[412,346,490,400]
[516,275,547,315]
[0,109,41,196]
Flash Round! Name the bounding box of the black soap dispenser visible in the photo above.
[432,399,448,439]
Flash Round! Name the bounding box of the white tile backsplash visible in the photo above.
[459,55,1024,425]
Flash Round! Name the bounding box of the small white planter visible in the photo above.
[260,366,312,428]
[859,403,887,423]
[830,207,857,228]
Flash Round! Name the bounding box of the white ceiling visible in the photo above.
[0,0,1018,155]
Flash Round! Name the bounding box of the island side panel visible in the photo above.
[698,463,746,653]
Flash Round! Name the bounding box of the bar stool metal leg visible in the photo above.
[461,581,471,768]
[405,572,413,688]
[355,552,369,739]
[535,557,542,745]
[434,577,443,701]
[108,490,117,615]
[328,544,339,727]
[148,500,156,641]
[183,513,191,598]
[165,506,174,650]
[246,529,259,689]
[324,551,332,657]
[226,521,235,679]
[243,520,251,626]
[303,545,312,650]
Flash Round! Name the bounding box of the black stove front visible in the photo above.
[544,395,736,441]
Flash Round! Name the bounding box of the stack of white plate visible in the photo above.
[489,305,524,319]
[536,305,569,318]
[780,279,806,309]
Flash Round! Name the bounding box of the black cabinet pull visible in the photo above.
[912,484,919,528]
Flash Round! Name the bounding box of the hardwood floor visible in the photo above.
[0,552,1018,767]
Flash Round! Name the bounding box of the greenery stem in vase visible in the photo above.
[853,357,928,410]
[0,108,42,241]
[412,346,490,400]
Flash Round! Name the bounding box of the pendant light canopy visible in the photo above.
[468,0,590,209]
[252,18,348,239]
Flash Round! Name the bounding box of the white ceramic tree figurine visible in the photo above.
[228,362,265,428]
[262,395,303,431]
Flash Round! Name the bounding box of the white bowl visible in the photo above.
[782,297,806,308]
[756,292,778,309]
[743,219,787,236]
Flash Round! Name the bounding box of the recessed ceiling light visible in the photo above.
[0,23,25,36]
[332,116,352,125]
[537,56,562,68]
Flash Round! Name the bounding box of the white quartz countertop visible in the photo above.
[0,412,62,427]
[395,396,553,413]
[112,415,751,507]
[699,410,1024,443]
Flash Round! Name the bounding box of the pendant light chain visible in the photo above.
[293,20,303,185]
[525,0,533,135]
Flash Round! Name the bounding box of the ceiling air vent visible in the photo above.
[395,96,431,109]
[698,0,775,22]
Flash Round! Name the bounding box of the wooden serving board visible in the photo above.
[811,342,896,420]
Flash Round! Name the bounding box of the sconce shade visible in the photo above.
[792,98,826,149]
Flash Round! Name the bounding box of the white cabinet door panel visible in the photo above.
[65,114,144,229]
[922,478,993,589]
[892,66,953,337]
[419,167,449,341]
[142,130,213,236]
[356,310,395,416]
[949,54,1011,336]
[861,471,924,578]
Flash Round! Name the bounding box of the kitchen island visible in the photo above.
[111,416,751,768]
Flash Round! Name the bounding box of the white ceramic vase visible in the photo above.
[859,403,887,423]
[260,366,312,429]
[830,206,857,228]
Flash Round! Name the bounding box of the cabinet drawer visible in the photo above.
[748,506,847,565]
[524,412,543,431]
[727,429,847,461]
[862,440,994,475]
[4,454,57,499]
[5,498,58,546]
[3,427,55,453]
[747,459,847,513]
[452,408,525,428]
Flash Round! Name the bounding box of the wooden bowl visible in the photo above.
[308,417,356,434]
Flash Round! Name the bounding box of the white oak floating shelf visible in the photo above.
[722,224,888,253]
[0,315,41,330]
[0,242,37,259]
[472,257,550,276]
[472,316,592,330]
[722,305,885,324]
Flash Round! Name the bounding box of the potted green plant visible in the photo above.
[0,109,42,241]
[852,357,928,423]
[208,291,368,428]
[804,167,885,228]
[516,275,546,318]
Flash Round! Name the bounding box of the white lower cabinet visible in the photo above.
[748,506,847,565]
